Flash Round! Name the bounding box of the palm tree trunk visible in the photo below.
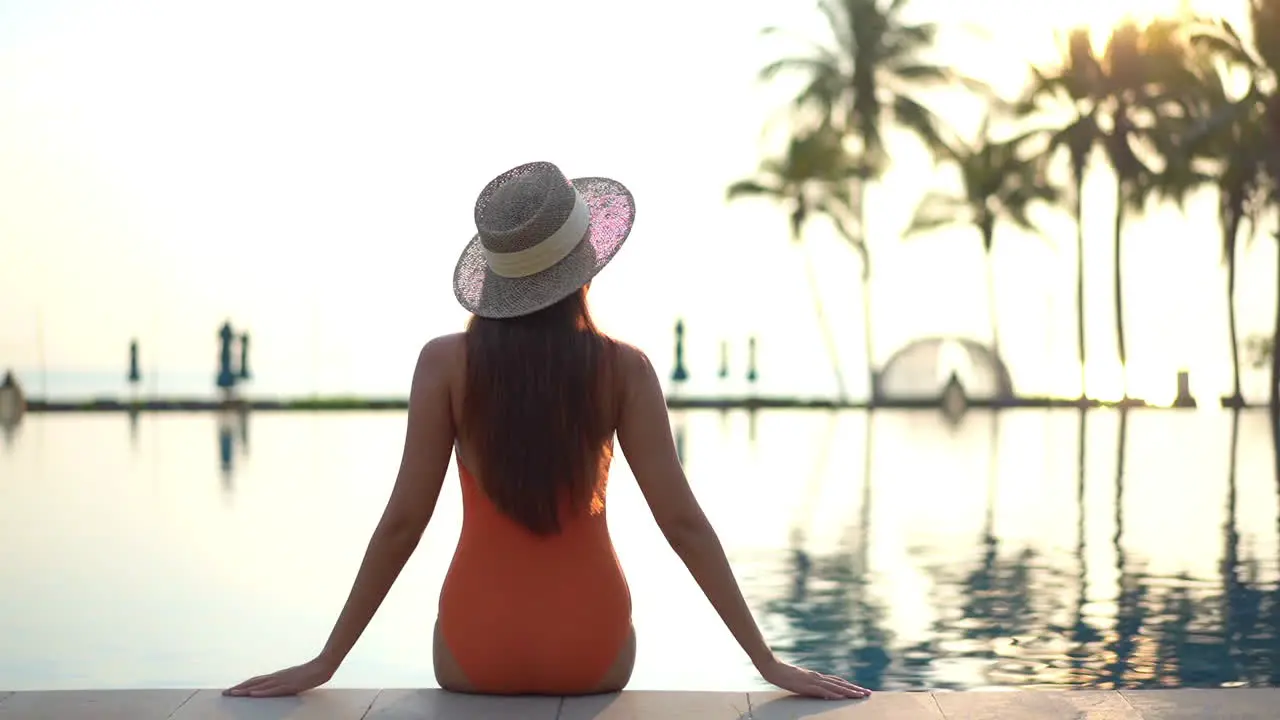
[1272,242,1280,410]
[1113,182,1128,399]
[1225,220,1242,402]
[800,239,849,401]
[857,182,876,404]
[1074,176,1087,401]
[985,233,1000,360]
[862,274,875,402]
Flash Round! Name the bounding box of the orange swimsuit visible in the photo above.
[437,457,632,694]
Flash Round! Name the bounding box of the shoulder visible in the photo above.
[420,332,465,363]
[412,333,465,389]
[610,340,658,388]
[610,339,648,369]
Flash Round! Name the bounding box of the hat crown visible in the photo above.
[474,162,577,254]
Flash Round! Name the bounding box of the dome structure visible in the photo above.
[876,337,1013,400]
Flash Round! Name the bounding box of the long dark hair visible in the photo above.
[460,286,616,535]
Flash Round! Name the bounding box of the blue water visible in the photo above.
[0,408,1277,691]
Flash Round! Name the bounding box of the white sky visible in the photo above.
[0,0,1272,403]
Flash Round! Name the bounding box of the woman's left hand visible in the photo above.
[223,657,337,698]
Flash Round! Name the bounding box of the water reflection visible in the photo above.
[762,412,896,688]
[1216,409,1270,686]
[673,413,687,465]
[128,407,140,448]
[749,408,1280,691]
[216,408,250,490]
[1103,409,1146,688]
[1273,413,1280,687]
[0,420,17,451]
[0,408,1277,692]
[0,406,21,452]
[1069,409,1102,674]
[1120,409,1280,689]
[921,410,1055,688]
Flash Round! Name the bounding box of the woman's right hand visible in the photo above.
[759,659,871,700]
[222,657,337,698]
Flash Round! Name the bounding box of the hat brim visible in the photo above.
[453,176,635,319]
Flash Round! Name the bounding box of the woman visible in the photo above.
[224,162,870,701]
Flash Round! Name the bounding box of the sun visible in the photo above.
[998,0,1217,68]
[1053,0,1191,29]
[1049,0,1201,46]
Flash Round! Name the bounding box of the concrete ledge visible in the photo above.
[0,688,1277,719]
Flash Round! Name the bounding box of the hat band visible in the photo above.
[483,190,590,278]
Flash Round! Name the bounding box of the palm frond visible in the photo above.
[905,191,969,237]
[891,93,947,158]
[726,179,782,201]
[889,62,994,100]
[756,0,965,182]
[888,63,951,84]
[759,55,840,84]
[1189,31,1260,70]
[1044,113,1102,179]
[1251,0,1280,73]
[816,0,853,56]
[1246,334,1273,370]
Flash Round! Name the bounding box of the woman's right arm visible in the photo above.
[614,345,869,701]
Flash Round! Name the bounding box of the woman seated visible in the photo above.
[225,162,869,701]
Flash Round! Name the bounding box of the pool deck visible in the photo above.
[0,688,1277,719]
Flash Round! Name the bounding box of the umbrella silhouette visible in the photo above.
[671,320,689,384]
[238,333,251,380]
[127,340,141,385]
[216,321,237,394]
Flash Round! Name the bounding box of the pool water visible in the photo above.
[0,409,1277,691]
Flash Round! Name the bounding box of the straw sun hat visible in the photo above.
[453,161,636,319]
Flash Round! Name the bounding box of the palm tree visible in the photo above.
[758,0,968,395]
[906,114,1060,360]
[1019,28,1105,400]
[727,127,866,400]
[1098,19,1201,400]
[1174,52,1270,406]
[1190,3,1280,408]
[1024,20,1199,401]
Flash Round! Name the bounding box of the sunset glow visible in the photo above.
[1051,0,1197,34]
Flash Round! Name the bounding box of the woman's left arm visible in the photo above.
[225,337,457,697]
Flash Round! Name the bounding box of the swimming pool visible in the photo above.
[0,409,1276,691]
